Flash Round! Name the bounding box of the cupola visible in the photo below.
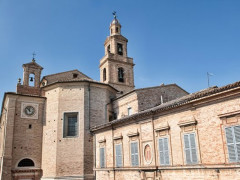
[110,11,121,36]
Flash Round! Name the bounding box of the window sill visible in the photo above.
[63,136,78,139]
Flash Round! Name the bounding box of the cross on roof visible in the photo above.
[112,11,117,19]
[32,52,36,62]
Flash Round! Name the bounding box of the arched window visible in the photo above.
[107,45,110,53]
[117,43,123,55]
[118,67,124,82]
[29,73,35,87]
[103,68,106,81]
[116,27,119,33]
[18,158,35,167]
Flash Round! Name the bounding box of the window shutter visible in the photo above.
[190,134,198,163]
[159,137,170,165]
[184,133,198,164]
[226,127,236,162]
[131,142,135,166]
[115,144,122,167]
[100,148,105,168]
[131,142,139,166]
[184,134,191,164]
[135,142,139,166]
[164,138,170,165]
[226,127,237,162]
[234,126,240,161]
[159,138,164,165]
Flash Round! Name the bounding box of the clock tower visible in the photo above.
[99,13,135,94]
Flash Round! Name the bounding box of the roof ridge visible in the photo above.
[42,69,92,79]
[113,83,187,101]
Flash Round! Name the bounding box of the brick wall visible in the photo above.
[41,82,115,179]
[112,84,188,119]
[17,84,41,96]
[94,90,240,180]
[0,94,44,180]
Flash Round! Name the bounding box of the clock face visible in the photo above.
[24,106,35,116]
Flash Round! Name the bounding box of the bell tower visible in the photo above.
[17,56,43,96]
[99,12,135,94]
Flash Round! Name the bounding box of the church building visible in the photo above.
[1,15,240,180]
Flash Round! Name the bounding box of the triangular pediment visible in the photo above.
[22,60,43,70]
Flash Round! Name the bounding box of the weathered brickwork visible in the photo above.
[93,86,240,180]
[0,94,45,180]
[17,84,41,96]
[112,84,188,119]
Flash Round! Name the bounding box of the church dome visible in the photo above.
[111,18,120,26]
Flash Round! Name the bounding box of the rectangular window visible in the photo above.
[183,133,198,164]
[131,142,139,166]
[63,112,78,138]
[115,144,123,167]
[225,125,240,162]
[100,147,105,168]
[128,107,132,116]
[158,137,170,165]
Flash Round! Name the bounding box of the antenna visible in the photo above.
[207,72,214,87]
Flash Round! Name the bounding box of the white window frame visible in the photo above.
[183,132,198,165]
[115,144,123,167]
[130,141,139,167]
[225,125,240,162]
[158,137,170,166]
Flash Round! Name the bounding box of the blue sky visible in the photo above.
[0,0,240,105]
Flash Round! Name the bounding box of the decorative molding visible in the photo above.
[113,135,123,140]
[178,117,197,127]
[11,168,42,173]
[154,124,170,132]
[98,138,106,143]
[21,102,39,119]
[218,110,240,118]
[127,131,139,137]
[143,143,153,165]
